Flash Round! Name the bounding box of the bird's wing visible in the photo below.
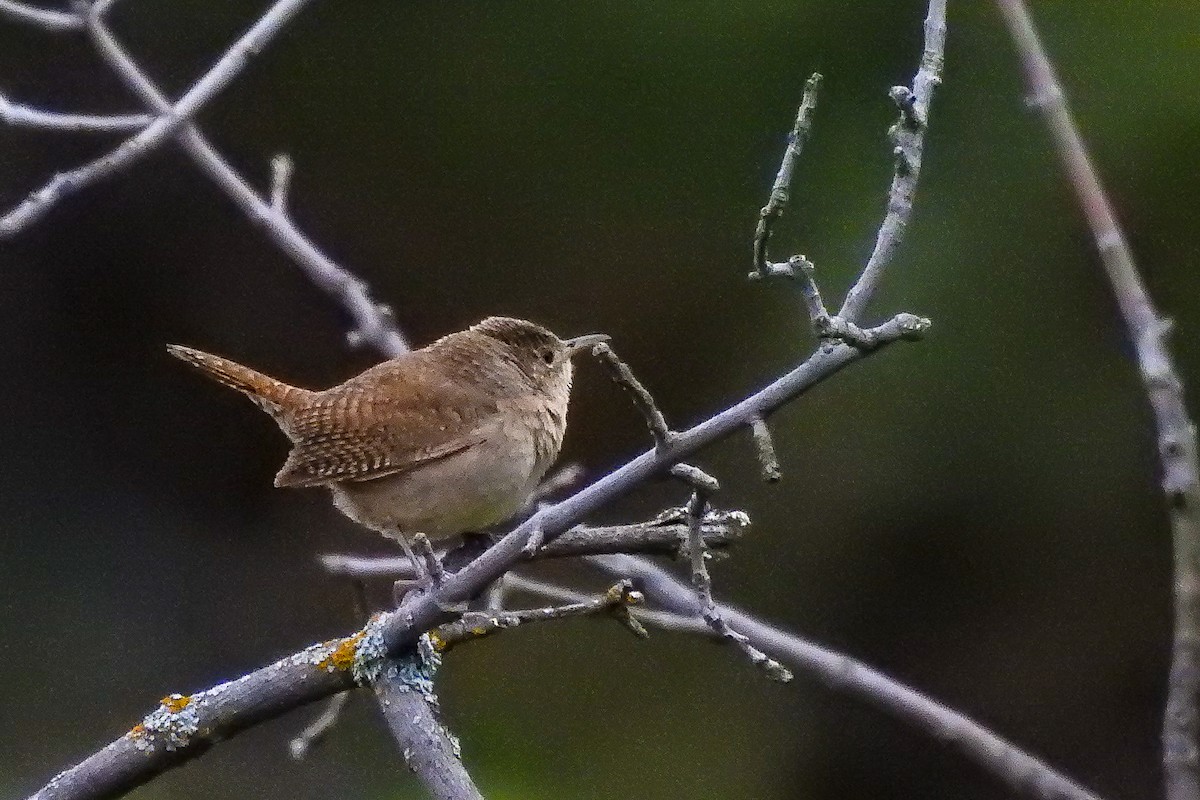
[274,355,500,488]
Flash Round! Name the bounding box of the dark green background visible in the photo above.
[2,1,1197,798]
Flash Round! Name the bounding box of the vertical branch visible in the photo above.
[753,72,822,278]
[838,0,947,322]
[995,3,1200,799]
[372,663,484,800]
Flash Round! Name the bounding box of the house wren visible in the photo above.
[167,317,607,543]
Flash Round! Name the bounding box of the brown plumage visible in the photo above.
[168,317,607,539]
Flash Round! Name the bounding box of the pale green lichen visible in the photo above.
[351,615,440,700]
[128,692,201,752]
[350,615,389,686]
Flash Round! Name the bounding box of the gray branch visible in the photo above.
[0,0,317,236]
[837,0,946,322]
[587,553,1106,800]
[319,515,749,579]
[86,13,410,356]
[0,91,152,132]
[0,0,82,31]
[994,2,1200,799]
[752,72,821,279]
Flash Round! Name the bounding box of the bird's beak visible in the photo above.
[564,333,610,356]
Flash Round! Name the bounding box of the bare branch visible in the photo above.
[994,2,1200,798]
[319,514,749,580]
[429,581,647,653]
[838,0,946,322]
[680,478,791,682]
[0,0,82,31]
[0,0,317,237]
[85,15,410,356]
[588,553,1106,800]
[376,311,928,653]
[752,72,822,279]
[590,341,673,449]
[0,91,151,132]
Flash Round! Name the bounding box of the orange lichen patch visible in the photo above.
[159,694,192,713]
[127,723,147,739]
[426,630,449,653]
[316,630,365,672]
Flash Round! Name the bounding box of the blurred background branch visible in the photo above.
[995,2,1200,798]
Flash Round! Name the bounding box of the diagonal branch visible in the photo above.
[994,3,1200,799]
[83,10,409,356]
[588,553,1106,800]
[0,0,317,236]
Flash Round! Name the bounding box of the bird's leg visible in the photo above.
[411,533,446,585]
[385,529,434,601]
[385,530,470,613]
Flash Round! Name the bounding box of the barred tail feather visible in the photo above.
[166,344,307,416]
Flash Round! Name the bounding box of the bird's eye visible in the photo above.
[541,350,555,365]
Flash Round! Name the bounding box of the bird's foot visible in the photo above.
[387,532,468,613]
[521,523,545,558]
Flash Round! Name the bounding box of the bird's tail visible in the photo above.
[166,344,309,417]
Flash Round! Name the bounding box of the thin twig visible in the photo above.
[0,0,82,31]
[429,581,647,653]
[80,8,409,356]
[0,0,317,237]
[752,72,822,279]
[0,92,151,132]
[318,514,749,580]
[681,480,791,682]
[748,416,782,482]
[526,462,585,506]
[590,341,673,449]
[838,0,946,322]
[288,691,352,761]
[588,553,1105,800]
[792,257,882,348]
[995,2,1200,798]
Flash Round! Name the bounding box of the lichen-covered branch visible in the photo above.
[369,641,483,800]
[27,634,365,800]
[994,3,1200,799]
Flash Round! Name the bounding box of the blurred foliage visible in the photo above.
[1,1,1198,798]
